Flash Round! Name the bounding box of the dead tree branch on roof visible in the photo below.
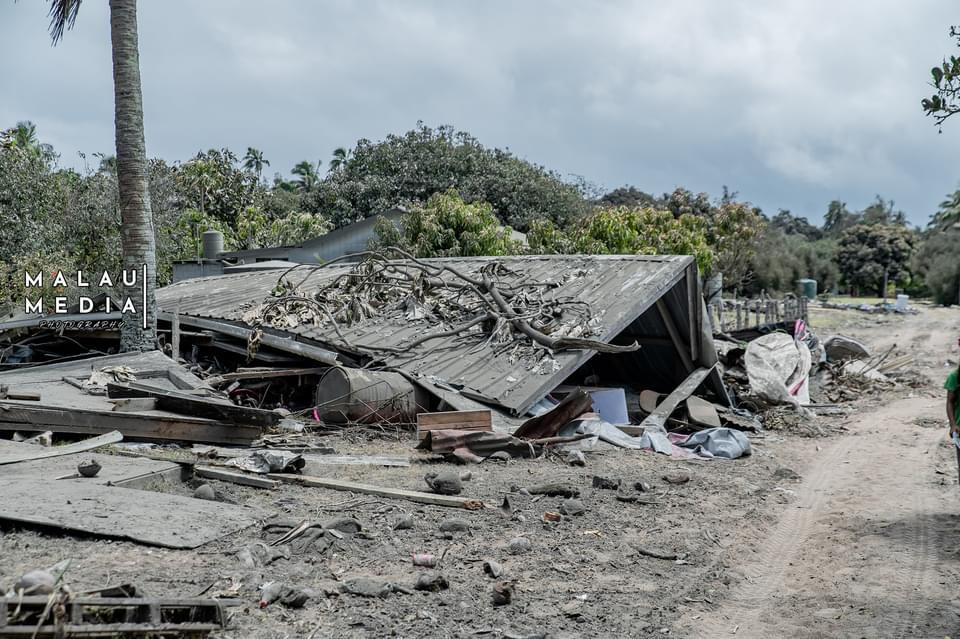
[243,248,640,368]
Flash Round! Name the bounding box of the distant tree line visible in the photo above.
[2,120,959,313]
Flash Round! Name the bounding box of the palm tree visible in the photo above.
[328,146,351,173]
[243,147,269,182]
[291,160,320,192]
[48,0,157,351]
[12,121,39,149]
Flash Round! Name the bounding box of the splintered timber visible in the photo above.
[23,267,147,316]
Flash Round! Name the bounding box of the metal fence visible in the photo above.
[708,293,808,333]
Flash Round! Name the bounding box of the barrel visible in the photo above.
[315,367,427,424]
[797,278,818,300]
[202,230,224,259]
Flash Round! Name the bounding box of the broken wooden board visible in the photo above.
[0,442,183,488]
[417,409,492,441]
[269,473,485,509]
[686,395,722,428]
[0,430,122,465]
[300,454,410,468]
[218,367,327,381]
[0,403,261,446]
[195,465,280,489]
[109,397,158,412]
[0,478,262,548]
[639,366,714,432]
[106,382,279,428]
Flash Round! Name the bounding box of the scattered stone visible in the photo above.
[508,537,532,554]
[662,473,691,485]
[258,582,311,609]
[424,471,463,496]
[634,481,653,493]
[499,496,513,516]
[414,572,449,592]
[237,542,289,568]
[774,467,802,481]
[193,484,216,501]
[324,517,362,534]
[394,514,414,530]
[341,576,396,598]
[483,559,504,578]
[439,518,471,534]
[561,600,584,618]
[13,569,55,595]
[615,493,638,503]
[591,475,621,490]
[492,581,513,606]
[487,451,511,462]
[528,483,580,498]
[560,499,586,516]
[566,451,586,466]
[77,459,101,478]
[518,488,531,496]
[459,471,473,482]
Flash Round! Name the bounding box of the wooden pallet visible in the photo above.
[0,595,225,637]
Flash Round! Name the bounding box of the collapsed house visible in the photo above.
[152,253,730,429]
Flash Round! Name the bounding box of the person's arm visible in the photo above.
[948,390,958,436]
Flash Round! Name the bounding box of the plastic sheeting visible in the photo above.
[677,427,751,459]
[744,332,811,408]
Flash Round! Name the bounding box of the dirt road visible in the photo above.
[684,307,960,639]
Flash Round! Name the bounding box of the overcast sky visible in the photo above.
[3,1,959,225]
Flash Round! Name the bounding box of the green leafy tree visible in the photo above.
[177,149,262,225]
[328,147,351,173]
[291,160,321,193]
[912,229,960,304]
[372,190,520,257]
[663,187,765,287]
[310,123,588,231]
[769,209,823,240]
[47,0,158,351]
[922,26,960,129]
[836,224,915,295]
[527,205,714,273]
[242,147,269,182]
[599,186,662,208]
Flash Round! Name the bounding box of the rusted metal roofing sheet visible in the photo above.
[156,255,716,416]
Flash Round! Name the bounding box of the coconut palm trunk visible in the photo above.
[48,0,157,351]
[110,0,157,350]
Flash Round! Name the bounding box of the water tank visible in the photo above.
[797,278,818,299]
[202,230,224,259]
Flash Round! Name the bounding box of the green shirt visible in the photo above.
[945,370,960,424]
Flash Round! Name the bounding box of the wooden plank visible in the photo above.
[301,454,410,468]
[0,404,261,445]
[157,312,339,365]
[106,382,279,428]
[269,473,485,509]
[656,299,694,373]
[0,430,122,465]
[195,465,280,489]
[417,410,492,440]
[110,398,157,412]
[638,366,713,432]
[0,478,262,548]
[171,306,181,361]
[219,367,327,381]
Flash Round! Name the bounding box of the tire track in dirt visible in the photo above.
[688,397,946,639]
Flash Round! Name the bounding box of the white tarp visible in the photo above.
[744,333,811,408]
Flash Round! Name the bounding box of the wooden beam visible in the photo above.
[194,465,280,489]
[218,367,327,381]
[0,430,122,465]
[638,365,713,432]
[0,403,261,445]
[269,473,485,510]
[157,312,339,365]
[106,382,279,428]
[416,409,492,440]
[171,305,181,362]
[656,299,694,372]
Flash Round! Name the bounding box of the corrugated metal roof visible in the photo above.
[156,255,716,415]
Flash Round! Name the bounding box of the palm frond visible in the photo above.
[48,0,82,44]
